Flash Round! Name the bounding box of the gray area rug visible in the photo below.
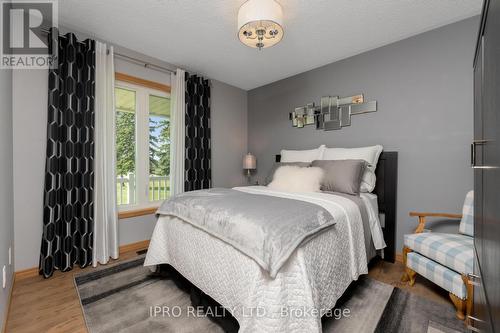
[75,256,465,333]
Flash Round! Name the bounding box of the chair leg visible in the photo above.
[462,274,473,324]
[401,246,412,282]
[449,293,466,320]
[406,267,416,286]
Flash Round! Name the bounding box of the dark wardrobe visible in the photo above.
[471,0,500,331]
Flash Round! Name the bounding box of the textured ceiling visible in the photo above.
[59,0,481,90]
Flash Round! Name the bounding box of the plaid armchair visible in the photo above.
[401,191,474,321]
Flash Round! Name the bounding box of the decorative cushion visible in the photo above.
[265,162,311,185]
[280,145,325,163]
[404,233,473,274]
[321,145,383,192]
[459,190,474,237]
[268,166,323,193]
[407,252,467,299]
[311,159,366,195]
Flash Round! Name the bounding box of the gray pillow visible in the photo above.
[265,162,311,185]
[311,159,367,195]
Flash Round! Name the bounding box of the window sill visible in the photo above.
[118,206,159,219]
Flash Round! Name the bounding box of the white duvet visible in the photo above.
[144,186,379,333]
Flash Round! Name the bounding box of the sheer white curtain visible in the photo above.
[93,41,119,266]
[170,69,186,195]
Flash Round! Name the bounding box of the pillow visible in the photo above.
[321,145,383,192]
[268,166,324,193]
[311,159,366,195]
[265,162,311,185]
[280,145,325,163]
[459,190,474,237]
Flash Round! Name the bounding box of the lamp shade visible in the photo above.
[243,153,257,170]
[238,0,284,49]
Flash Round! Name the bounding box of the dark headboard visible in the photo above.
[373,152,398,262]
[275,152,398,263]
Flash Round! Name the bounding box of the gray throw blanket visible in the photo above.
[156,188,336,278]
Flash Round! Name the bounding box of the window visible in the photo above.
[115,80,171,209]
[115,87,137,205]
[148,94,171,202]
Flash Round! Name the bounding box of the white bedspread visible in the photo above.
[144,187,370,333]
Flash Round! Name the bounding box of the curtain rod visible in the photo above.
[113,53,175,74]
[40,28,176,74]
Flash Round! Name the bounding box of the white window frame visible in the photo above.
[115,80,171,211]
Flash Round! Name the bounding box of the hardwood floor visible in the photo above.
[5,250,141,333]
[5,252,449,333]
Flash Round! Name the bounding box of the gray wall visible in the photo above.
[248,17,478,252]
[12,68,48,271]
[12,47,247,271]
[212,80,248,187]
[0,68,14,331]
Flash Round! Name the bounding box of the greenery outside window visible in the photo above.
[115,81,171,210]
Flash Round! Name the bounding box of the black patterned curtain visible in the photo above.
[185,73,211,191]
[39,30,96,278]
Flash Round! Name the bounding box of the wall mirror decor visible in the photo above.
[290,94,377,131]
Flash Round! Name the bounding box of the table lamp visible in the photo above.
[243,153,256,184]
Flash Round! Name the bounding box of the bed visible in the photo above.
[144,151,397,333]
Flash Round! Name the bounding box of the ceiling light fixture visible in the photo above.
[238,0,284,50]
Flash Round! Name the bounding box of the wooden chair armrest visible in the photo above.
[409,212,462,233]
[409,212,462,219]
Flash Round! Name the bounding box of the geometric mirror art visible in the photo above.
[290,94,377,131]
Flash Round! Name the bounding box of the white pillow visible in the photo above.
[322,145,383,192]
[268,166,324,193]
[280,145,325,163]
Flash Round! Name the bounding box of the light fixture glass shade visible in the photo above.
[243,153,257,170]
[238,0,284,49]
